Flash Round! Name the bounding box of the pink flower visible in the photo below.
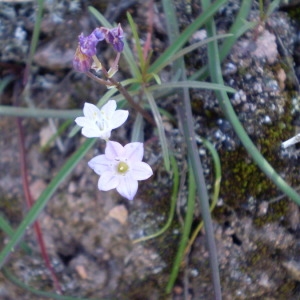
[88,141,153,200]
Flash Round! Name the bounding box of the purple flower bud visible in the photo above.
[73,45,93,72]
[93,28,105,40]
[106,24,124,52]
[78,28,105,57]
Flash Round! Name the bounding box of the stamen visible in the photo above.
[117,161,129,174]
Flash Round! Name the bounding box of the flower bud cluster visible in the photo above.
[73,24,124,73]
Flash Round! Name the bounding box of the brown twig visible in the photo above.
[16,117,62,293]
[87,70,156,126]
[14,82,62,294]
[85,71,112,87]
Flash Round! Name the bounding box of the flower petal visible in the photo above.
[101,100,117,118]
[98,171,119,191]
[92,28,105,41]
[124,142,143,162]
[130,161,153,180]
[83,102,101,120]
[99,130,112,140]
[107,24,124,52]
[78,31,101,57]
[117,175,138,200]
[88,154,112,175]
[110,110,129,129]
[81,126,101,138]
[75,116,92,127]
[73,46,92,72]
[105,141,125,160]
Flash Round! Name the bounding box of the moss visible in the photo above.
[283,6,300,20]
[246,242,270,267]
[254,200,288,226]
[218,88,297,224]
[277,280,298,298]
[237,66,249,77]
[122,277,172,300]
[243,243,298,298]
[220,147,273,208]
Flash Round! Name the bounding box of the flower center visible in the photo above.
[96,116,109,131]
[117,161,129,174]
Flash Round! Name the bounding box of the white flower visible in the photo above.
[75,100,128,140]
[88,141,153,200]
[282,133,300,149]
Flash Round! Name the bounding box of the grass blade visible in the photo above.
[0,106,81,119]
[149,0,228,74]
[23,0,44,85]
[144,89,170,171]
[166,164,196,293]
[149,80,236,94]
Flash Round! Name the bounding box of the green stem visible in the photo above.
[0,215,31,254]
[144,89,170,170]
[184,138,221,257]
[23,0,44,86]
[190,0,253,81]
[166,164,196,293]
[0,105,80,119]
[98,68,156,126]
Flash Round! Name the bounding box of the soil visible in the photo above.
[1,0,300,299]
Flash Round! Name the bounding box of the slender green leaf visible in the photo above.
[126,12,145,72]
[158,34,232,71]
[0,106,81,119]
[266,0,281,17]
[190,0,253,81]
[0,215,31,253]
[131,113,144,142]
[149,0,228,74]
[23,0,44,85]
[144,89,170,171]
[149,81,236,93]
[218,0,252,63]
[166,164,195,293]
[151,73,161,85]
[184,137,222,256]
